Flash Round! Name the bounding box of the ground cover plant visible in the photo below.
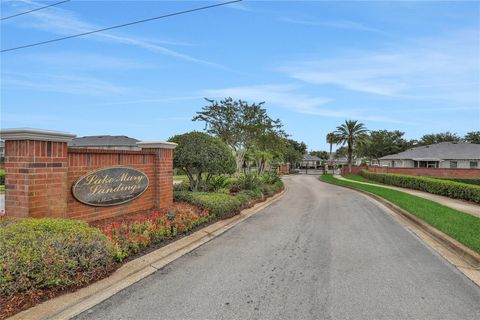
[359,170,480,203]
[174,172,284,218]
[341,174,382,184]
[0,218,116,319]
[320,175,480,254]
[97,203,213,261]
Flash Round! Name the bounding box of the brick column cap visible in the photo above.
[0,128,76,142]
[137,141,177,149]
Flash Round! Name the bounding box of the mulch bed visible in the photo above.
[0,189,283,319]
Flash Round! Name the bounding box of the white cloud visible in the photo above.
[4,0,229,70]
[279,29,480,105]
[202,84,409,123]
[3,72,129,95]
[280,17,382,33]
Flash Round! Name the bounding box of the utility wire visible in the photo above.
[1,0,71,21]
[1,0,241,53]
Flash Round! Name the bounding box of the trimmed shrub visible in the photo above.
[0,218,115,297]
[431,177,480,186]
[174,191,242,218]
[359,170,480,203]
[0,169,4,185]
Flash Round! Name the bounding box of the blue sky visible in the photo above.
[1,0,479,151]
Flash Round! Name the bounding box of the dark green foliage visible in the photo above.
[169,131,236,191]
[320,175,480,254]
[359,170,480,203]
[175,173,284,218]
[0,169,4,185]
[431,177,480,186]
[419,131,461,146]
[231,173,261,192]
[464,131,480,144]
[207,174,232,192]
[0,218,115,297]
[174,192,242,218]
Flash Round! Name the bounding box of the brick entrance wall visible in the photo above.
[1,129,176,222]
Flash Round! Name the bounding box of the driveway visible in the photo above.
[77,175,480,320]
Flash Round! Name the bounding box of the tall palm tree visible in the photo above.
[334,120,369,173]
[326,132,337,164]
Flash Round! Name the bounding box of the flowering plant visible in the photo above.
[98,204,212,261]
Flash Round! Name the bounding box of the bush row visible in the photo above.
[0,218,115,297]
[0,169,4,185]
[174,179,284,218]
[359,170,480,203]
[431,177,480,186]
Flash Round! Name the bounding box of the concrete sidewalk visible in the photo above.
[336,175,480,218]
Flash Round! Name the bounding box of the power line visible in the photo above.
[1,0,71,21]
[1,0,242,53]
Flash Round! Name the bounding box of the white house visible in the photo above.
[379,142,480,169]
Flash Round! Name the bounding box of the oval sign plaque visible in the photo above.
[72,166,149,206]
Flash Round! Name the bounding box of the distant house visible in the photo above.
[299,154,323,169]
[379,142,480,169]
[68,135,140,151]
[0,140,4,157]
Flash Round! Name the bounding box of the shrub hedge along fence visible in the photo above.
[359,170,480,204]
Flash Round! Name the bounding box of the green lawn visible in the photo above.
[320,174,480,254]
[173,175,189,181]
[342,174,382,184]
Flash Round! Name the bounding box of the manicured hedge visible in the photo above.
[0,169,4,185]
[0,218,115,297]
[174,179,284,218]
[359,170,480,203]
[431,177,480,186]
[174,192,242,218]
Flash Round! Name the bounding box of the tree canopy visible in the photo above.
[169,131,235,191]
[418,131,461,145]
[464,131,480,144]
[356,130,413,161]
[334,120,369,172]
[193,97,285,173]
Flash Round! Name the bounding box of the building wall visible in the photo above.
[379,159,478,169]
[4,141,174,222]
[67,149,158,222]
[368,166,480,178]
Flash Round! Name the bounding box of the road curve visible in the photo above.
[76,175,480,320]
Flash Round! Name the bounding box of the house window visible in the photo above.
[470,161,478,168]
[450,161,457,169]
[391,160,395,168]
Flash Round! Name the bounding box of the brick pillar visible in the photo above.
[137,141,177,208]
[0,128,76,218]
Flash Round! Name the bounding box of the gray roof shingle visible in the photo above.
[68,135,139,147]
[380,142,480,160]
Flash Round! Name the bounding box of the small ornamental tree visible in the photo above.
[169,131,235,191]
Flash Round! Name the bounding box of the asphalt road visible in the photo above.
[77,175,480,320]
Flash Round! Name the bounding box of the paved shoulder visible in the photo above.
[77,175,480,320]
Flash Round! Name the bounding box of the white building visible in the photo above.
[379,142,480,169]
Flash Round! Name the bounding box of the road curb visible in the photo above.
[320,179,480,269]
[8,188,287,320]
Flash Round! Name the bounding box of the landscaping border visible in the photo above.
[319,178,480,269]
[7,187,287,320]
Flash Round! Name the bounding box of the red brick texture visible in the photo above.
[4,143,175,222]
[340,165,480,178]
[4,140,69,218]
